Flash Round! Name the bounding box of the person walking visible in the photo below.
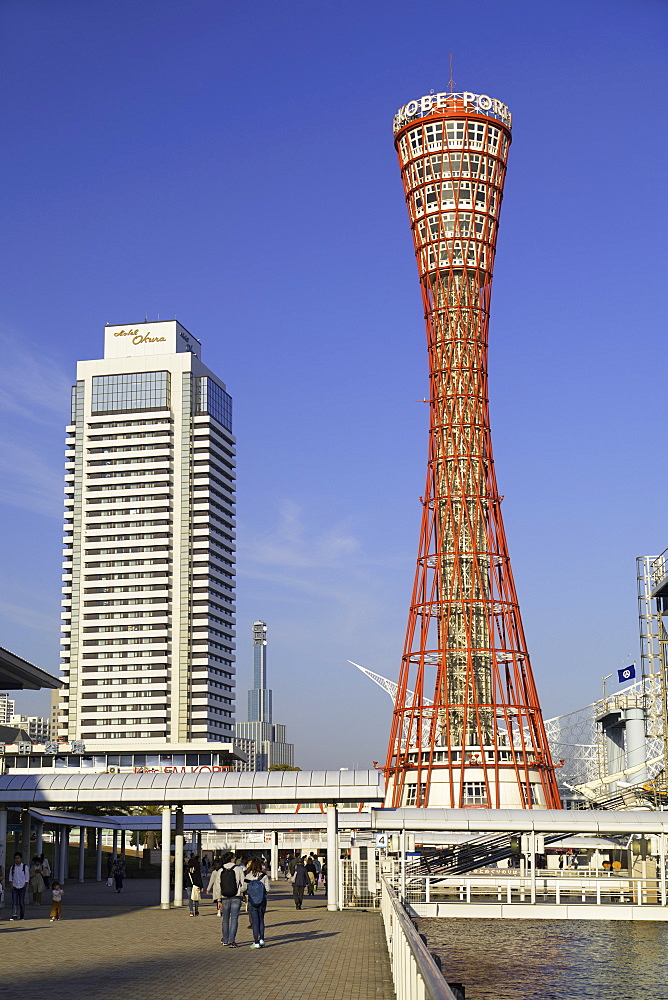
[49,881,64,921]
[40,854,51,890]
[8,852,30,921]
[312,854,322,888]
[206,857,223,917]
[187,858,203,916]
[217,852,245,947]
[29,856,46,906]
[305,856,317,896]
[112,856,126,893]
[244,858,269,948]
[291,857,309,910]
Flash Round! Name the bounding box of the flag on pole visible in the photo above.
[617,664,636,683]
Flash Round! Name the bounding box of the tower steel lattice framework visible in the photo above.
[385,92,561,809]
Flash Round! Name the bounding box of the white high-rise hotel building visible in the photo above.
[58,321,236,744]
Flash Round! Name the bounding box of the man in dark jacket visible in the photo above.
[291,858,309,909]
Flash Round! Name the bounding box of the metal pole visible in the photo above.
[50,827,57,881]
[530,831,536,904]
[271,830,279,880]
[59,825,69,883]
[78,826,86,882]
[173,806,184,907]
[136,831,142,867]
[21,809,31,861]
[326,804,338,911]
[35,820,44,857]
[160,806,171,910]
[53,827,60,880]
[112,829,118,862]
[96,828,103,882]
[400,829,407,904]
[120,829,126,858]
[0,806,7,885]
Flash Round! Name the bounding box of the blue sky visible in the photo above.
[1,0,666,767]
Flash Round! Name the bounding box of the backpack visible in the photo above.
[220,867,238,898]
[246,877,266,907]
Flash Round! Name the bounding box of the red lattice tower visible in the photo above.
[385,92,561,809]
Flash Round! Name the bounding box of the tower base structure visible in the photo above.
[385,745,549,809]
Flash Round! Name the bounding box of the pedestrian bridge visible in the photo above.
[0,767,384,807]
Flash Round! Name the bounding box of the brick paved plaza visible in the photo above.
[0,880,395,1000]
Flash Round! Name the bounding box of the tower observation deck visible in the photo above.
[385,91,561,809]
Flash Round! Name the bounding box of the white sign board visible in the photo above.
[393,91,512,133]
[104,320,201,359]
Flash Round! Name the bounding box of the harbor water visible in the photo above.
[418,917,668,999]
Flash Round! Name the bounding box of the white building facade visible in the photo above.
[9,714,50,741]
[58,321,236,744]
[0,693,16,726]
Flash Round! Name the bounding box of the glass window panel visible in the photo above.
[91,372,170,415]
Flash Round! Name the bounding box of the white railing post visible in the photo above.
[379,875,458,1000]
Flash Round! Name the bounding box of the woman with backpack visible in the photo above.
[244,858,270,948]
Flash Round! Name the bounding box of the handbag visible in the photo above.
[191,885,201,901]
[106,876,114,887]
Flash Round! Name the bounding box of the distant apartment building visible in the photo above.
[0,693,16,725]
[10,714,50,741]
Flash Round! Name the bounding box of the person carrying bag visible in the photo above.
[244,858,270,948]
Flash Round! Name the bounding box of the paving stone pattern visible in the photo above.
[0,879,395,1000]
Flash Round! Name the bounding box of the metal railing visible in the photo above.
[395,872,667,907]
[380,875,459,1000]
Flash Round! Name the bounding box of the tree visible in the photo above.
[268,765,301,771]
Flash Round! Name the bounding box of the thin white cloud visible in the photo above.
[0,596,56,635]
[0,326,69,518]
[242,499,360,570]
[0,327,70,424]
[0,439,63,517]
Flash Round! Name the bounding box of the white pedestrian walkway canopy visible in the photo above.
[0,768,384,807]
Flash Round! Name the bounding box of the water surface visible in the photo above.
[418,917,668,999]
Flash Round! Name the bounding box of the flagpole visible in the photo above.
[602,673,613,703]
